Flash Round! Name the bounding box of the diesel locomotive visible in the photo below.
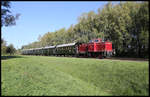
[21,38,113,58]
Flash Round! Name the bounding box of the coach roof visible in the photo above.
[56,42,76,48]
[43,46,55,49]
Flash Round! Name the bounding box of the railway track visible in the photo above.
[59,56,148,61]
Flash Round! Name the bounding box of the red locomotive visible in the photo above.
[21,38,113,59]
[78,38,113,58]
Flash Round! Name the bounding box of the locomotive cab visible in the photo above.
[87,38,113,58]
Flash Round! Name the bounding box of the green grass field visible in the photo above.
[1,55,149,96]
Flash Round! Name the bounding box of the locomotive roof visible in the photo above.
[56,42,76,48]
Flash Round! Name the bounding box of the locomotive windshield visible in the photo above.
[89,39,100,43]
[94,39,99,42]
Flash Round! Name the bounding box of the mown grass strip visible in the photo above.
[1,55,149,96]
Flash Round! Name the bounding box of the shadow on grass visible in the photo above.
[1,55,24,60]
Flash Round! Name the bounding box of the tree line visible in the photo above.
[21,1,149,58]
[1,38,16,55]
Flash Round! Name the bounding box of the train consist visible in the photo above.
[21,38,113,58]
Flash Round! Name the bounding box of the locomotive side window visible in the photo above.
[89,40,93,43]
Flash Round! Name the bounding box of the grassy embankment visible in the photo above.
[1,55,149,96]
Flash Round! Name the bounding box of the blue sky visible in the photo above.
[2,1,120,49]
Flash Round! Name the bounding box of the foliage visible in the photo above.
[1,38,7,55]
[6,44,16,55]
[1,1,20,27]
[1,1,19,55]
[2,45,7,55]
[1,38,16,55]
